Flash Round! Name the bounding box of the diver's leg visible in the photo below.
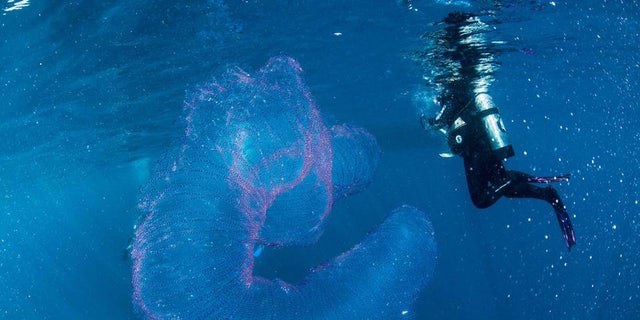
[464,156,503,209]
[504,181,576,250]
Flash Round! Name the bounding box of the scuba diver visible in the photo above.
[419,12,576,250]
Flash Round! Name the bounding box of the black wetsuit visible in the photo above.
[462,144,569,212]
[426,12,576,250]
[461,132,576,250]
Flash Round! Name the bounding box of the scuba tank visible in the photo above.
[447,92,515,159]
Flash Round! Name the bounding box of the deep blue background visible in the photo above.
[1,0,638,319]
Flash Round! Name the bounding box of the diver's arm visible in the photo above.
[421,102,454,130]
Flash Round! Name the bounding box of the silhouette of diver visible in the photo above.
[421,12,576,250]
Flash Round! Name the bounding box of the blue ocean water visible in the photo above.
[1,0,638,319]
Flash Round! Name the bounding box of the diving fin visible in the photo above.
[528,173,571,184]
